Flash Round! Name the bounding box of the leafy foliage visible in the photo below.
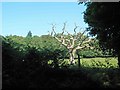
[2,33,119,88]
[26,31,32,38]
[83,2,120,66]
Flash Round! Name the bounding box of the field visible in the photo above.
[77,57,120,88]
[59,57,118,68]
[80,57,118,68]
[58,57,120,88]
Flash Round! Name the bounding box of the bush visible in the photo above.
[79,50,97,58]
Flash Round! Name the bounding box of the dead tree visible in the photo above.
[50,23,93,65]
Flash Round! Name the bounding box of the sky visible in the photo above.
[1,0,78,2]
[2,2,88,37]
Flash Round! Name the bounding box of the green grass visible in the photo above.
[80,57,118,68]
[48,57,120,88]
[75,57,120,88]
[62,57,118,68]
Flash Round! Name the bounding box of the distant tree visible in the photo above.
[50,23,93,65]
[82,2,120,67]
[25,31,33,47]
[26,31,32,38]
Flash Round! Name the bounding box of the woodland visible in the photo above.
[2,2,120,88]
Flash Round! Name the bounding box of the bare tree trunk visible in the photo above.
[69,49,76,65]
[69,52,74,65]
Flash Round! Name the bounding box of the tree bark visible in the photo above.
[69,52,74,65]
[69,49,76,65]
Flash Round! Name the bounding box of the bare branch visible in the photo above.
[71,38,77,48]
[54,34,68,47]
[66,39,70,42]
[62,22,66,33]
[82,38,91,44]
[74,23,79,35]
[75,45,85,50]
[78,29,87,39]
[61,22,73,40]
[78,33,89,46]
[75,43,93,50]
[48,31,50,35]
[54,37,61,42]
[51,24,56,36]
[54,37,67,47]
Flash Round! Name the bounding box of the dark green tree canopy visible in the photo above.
[26,31,32,38]
[83,2,120,53]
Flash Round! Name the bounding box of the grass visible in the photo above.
[61,57,118,69]
[60,57,120,88]
[80,57,118,68]
[77,57,120,88]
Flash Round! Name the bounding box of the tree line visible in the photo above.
[2,30,113,68]
[2,31,104,88]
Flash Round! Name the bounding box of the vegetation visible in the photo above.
[2,2,120,89]
[80,57,120,88]
[50,23,106,65]
[2,32,120,88]
[82,2,120,67]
